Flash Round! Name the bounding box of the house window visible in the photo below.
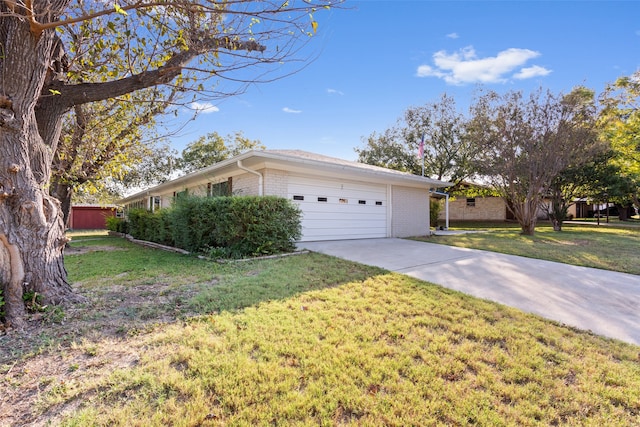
[358,200,366,205]
[153,196,161,211]
[293,195,304,201]
[317,197,328,202]
[466,198,476,207]
[208,180,230,197]
[175,189,188,200]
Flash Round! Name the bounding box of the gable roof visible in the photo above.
[118,149,452,204]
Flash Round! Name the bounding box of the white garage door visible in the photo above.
[288,175,388,241]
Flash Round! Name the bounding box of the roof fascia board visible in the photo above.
[118,150,451,203]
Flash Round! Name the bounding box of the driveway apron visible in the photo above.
[300,238,640,346]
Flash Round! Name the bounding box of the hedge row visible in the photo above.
[112,195,302,258]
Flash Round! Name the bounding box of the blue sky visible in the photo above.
[168,0,640,161]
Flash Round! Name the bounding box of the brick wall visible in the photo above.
[233,173,259,196]
[391,186,430,237]
[262,168,289,197]
[440,196,506,221]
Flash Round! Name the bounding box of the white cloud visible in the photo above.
[446,32,459,39]
[283,107,302,114]
[513,65,552,80]
[190,102,219,113]
[327,88,344,95]
[416,46,547,85]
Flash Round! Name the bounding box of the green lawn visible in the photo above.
[1,234,639,426]
[422,222,640,275]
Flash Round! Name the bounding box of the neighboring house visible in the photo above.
[68,205,119,230]
[436,182,551,222]
[117,150,451,241]
[568,199,620,219]
[440,195,508,221]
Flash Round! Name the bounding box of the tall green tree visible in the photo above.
[48,10,185,225]
[545,152,621,231]
[179,131,265,173]
[112,143,180,193]
[0,0,337,328]
[468,87,601,235]
[356,94,476,191]
[51,88,178,226]
[599,71,640,217]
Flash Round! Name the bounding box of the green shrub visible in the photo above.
[126,209,151,240]
[430,198,442,228]
[168,195,230,252]
[127,196,301,258]
[105,216,128,234]
[223,196,302,256]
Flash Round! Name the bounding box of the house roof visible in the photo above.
[118,149,452,204]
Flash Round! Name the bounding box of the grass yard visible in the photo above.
[1,233,639,425]
[422,222,640,275]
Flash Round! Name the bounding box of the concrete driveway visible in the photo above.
[299,238,640,346]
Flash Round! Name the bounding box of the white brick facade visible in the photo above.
[119,150,451,241]
[391,186,430,237]
[233,173,259,196]
[262,168,288,197]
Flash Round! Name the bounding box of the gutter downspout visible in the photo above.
[237,160,263,196]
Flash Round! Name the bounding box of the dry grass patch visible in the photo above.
[54,275,640,426]
[1,234,639,426]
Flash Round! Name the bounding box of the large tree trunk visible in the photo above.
[506,198,538,236]
[0,10,81,328]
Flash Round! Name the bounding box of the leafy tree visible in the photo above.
[468,87,601,235]
[179,131,265,173]
[544,152,620,230]
[356,94,476,191]
[112,143,180,193]
[0,0,336,327]
[599,71,640,218]
[51,88,178,226]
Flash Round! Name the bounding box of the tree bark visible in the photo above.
[49,180,73,228]
[0,10,82,328]
[1,0,268,327]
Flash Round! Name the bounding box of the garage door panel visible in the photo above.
[288,174,388,241]
[293,202,385,212]
[300,212,385,221]
[301,219,386,229]
[301,230,387,241]
[295,204,386,215]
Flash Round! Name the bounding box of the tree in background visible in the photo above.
[110,143,180,195]
[0,0,337,328]
[179,131,265,173]
[51,88,178,227]
[599,71,640,218]
[356,94,476,191]
[468,87,602,235]
[545,152,622,231]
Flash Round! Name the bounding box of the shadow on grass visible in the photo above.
[0,235,386,365]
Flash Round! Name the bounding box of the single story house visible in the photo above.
[68,205,119,230]
[439,195,509,222]
[118,150,452,241]
[436,182,552,223]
